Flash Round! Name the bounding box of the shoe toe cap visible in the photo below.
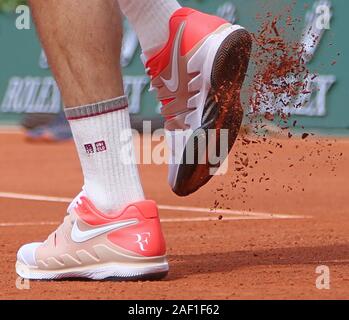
[17,243,42,266]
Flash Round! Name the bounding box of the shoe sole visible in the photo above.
[173,28,252,196]
[16,260,169,281]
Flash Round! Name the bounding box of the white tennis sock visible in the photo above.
[65,96,144,214]
[118,0,181,58]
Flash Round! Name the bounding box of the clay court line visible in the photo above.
[0,191,309,220]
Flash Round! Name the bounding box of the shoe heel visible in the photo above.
[108,201,167,257]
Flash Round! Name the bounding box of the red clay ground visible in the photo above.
[0,129,348,300]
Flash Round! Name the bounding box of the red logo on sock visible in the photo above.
[95,141,107,153]
[84,144,94,154]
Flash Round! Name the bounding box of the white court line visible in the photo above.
[158,204,304,219]
[322,259,349,264]
[0,191,309,220]
[0,215,277,228]
[0,192,72,204]
[0,222,59,227]
[0,126,23,134]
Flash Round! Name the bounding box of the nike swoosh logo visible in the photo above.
[160,22,186,93]
[71,219,138,243]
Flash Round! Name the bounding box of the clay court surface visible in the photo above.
[0,128,348,300]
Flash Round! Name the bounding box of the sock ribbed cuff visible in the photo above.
[64,96,128,121]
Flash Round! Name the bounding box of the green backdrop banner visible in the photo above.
[0,0,348,133]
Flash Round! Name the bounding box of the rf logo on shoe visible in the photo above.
[135,232,152,252]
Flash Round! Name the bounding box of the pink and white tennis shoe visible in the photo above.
[16,194,168,281]
[145,8,252,196]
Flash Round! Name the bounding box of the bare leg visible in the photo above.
[28,0,144,212]
[29,0,124,107]
[15,0,168,282]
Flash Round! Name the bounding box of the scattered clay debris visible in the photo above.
[210,4,340,212]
